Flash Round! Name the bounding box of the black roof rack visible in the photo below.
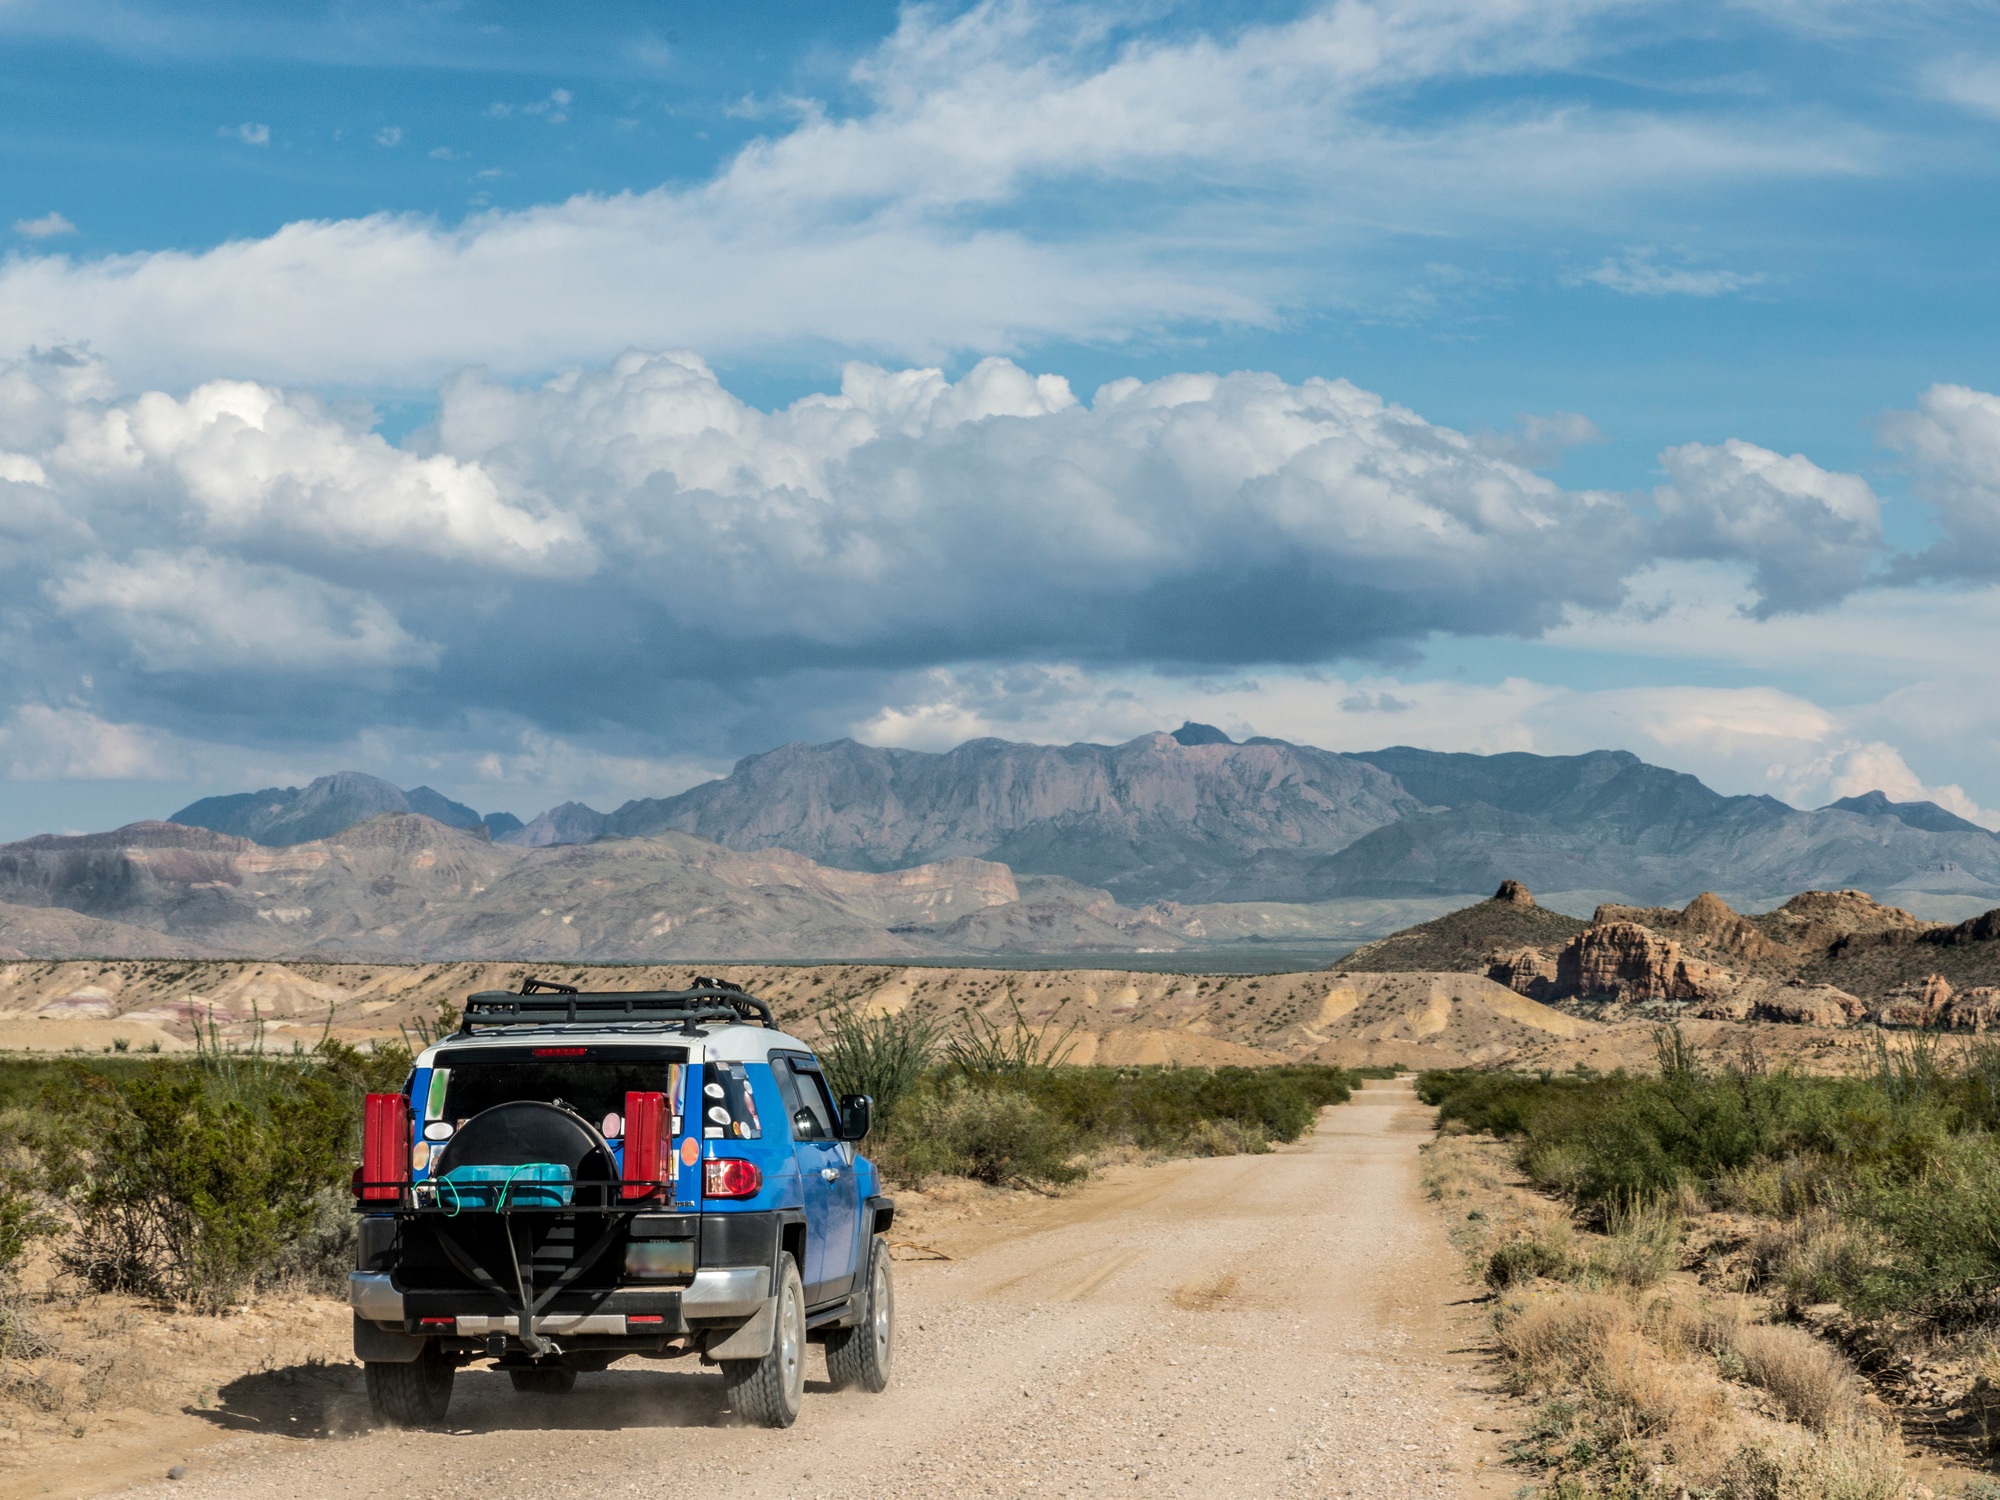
[458,981,775,1032]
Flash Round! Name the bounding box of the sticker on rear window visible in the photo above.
[703,1062,761,1140]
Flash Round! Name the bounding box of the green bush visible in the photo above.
[32,1037,408,1311]
[893,1086,1086,1189]
[872,1062,1355,1187]
[1486,1230,1576,1289]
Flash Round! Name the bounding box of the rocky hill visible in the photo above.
[1330,880,1588,974]
[0,815,1449,962]
[169,773,494,845]
[1353,878,2000,1029]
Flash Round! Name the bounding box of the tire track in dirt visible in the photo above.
[104,1079,1520,1500]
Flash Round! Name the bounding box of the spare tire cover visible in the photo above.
[430,1100,615,1182]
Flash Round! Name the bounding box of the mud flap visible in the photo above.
[353,1313,427,1363]
[703,1298,776,1360]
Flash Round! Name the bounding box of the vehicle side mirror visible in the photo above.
[837,1094,872,1142]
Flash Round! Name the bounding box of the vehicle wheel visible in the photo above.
[824,1235,893,1393]
[721,1257,804,1428]
[508,1366,578,1394]
[365,1341,455,1427]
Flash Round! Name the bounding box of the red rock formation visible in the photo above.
[1493,879,1536,907]
[1486,946,1556,998]
[1555,921,1730,1004]
[1590,892,1787,967]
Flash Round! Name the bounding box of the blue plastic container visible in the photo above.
[437,1162,574,1210]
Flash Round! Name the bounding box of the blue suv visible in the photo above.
[349,981,895,1428]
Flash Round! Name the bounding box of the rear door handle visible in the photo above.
[820,1168,839,1182]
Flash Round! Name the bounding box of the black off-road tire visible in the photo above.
[508,1366,578,1394]
[823,1235,893,1393]
[721,1257,805,1428]
[365,1341,455,1427]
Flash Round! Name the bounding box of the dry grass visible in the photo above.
[1419,1135,1504,1202]
[0,1299,162,1426]
[1713,1422,1911,1500]
[1493,1289,1634,1391]
[1431,1131,1913,1499]
[1587,1195,1682,1290]
[1712,1154,1838,1220]
[1494,1287,1903,1497]
[1730,1322,1866,1433]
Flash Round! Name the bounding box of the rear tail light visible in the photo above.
[622,1091,669,1200]
[360,1093,410,1202]
[419,1317,454,1328]
[628,1314,665,1325]
[703,1158,761,1199]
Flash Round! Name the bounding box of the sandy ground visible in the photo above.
[72,1079,1519,1500]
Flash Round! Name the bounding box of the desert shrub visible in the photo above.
[1487,1221,1579,1289]
[1730,1323,1865,1433]
[1492,1289,1630,1390]
[270,1187,360,1296]
[1184,1118,1266,1157]
[943,996,1083,1083]
[816,1004,945,1118]
[1008,1064,1349,1154]
[1834,1133,2000,1320]
[38,1039,402,1310]
[1713,1424,1908,1500]
[1713,1154,1842,1219]
[1587,1195,1682,1289]
[868,1061,1354,1186]
[893,1086,1086,1189]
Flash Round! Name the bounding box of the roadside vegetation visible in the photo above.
[810,997,1354,1190]
[1419,1026,2000,1499]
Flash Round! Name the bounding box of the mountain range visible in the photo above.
[0,814,1451,962]
[165,725,2000,914]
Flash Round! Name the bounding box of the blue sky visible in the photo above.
[3,0,2000,839]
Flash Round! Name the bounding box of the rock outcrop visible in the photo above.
[1752,983,1866,1027]
[1493,879,1536,907]
[1554,921,1729,1005]
[1943,986,2000,1032]
[1488,946,1557,998]
[1870,973,1957,1028]
[1593,891,1791,970]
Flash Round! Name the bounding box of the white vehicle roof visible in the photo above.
[416,1021,814,1070]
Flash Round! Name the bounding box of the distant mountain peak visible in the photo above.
[1825,790,1994,838]
[1170,722,1234,746]
[169,772,484,847]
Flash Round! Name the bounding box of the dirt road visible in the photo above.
[108,1079,1517,1500]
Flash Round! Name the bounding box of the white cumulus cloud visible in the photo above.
[1653,438,1882,614]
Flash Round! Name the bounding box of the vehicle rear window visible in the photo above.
[431,1055,687,1139]
[701,1060,762,1140]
